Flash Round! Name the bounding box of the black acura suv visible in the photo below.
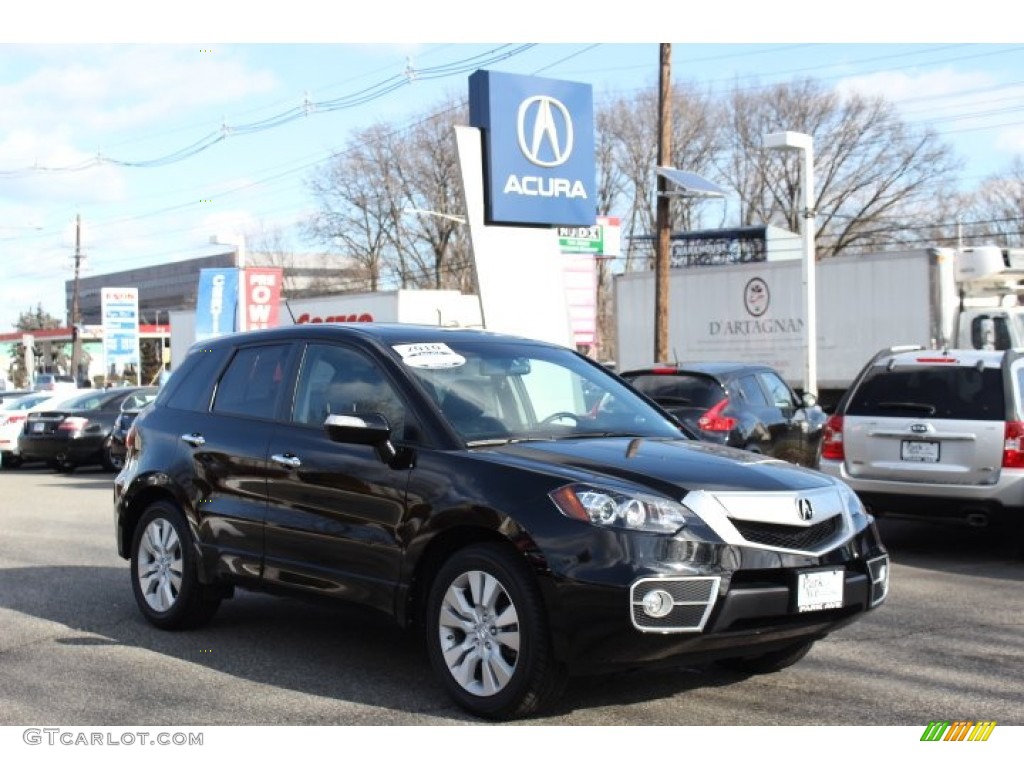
[114,324,888,719]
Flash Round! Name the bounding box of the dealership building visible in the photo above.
[64,250,364,326]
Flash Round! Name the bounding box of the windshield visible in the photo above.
[390,340,685,444]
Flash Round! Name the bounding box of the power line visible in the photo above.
[0,44,536,176]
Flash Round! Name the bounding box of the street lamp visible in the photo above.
[403,207,466,224]
[763,131,817,396]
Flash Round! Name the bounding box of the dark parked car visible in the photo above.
[621,362,827,468]
[114,325,888,719]
[19,386,158,472]
[106,392,160,471]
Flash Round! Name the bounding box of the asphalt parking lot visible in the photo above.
[1,465,1022,728]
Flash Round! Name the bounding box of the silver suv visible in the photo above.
[820,346,1024,553]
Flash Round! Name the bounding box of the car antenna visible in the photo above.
[283,297,296,324]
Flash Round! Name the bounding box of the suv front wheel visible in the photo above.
[425,543,566,719]
[130,501,220,630]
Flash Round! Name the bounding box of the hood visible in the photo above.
[474,437,832,497]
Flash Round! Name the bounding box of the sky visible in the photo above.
[0,2,1022,332]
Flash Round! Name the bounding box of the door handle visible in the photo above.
[181,433,205,447]
[271,453,302,469]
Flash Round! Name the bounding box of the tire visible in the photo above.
[716,639,815,674]
[1,452,22,469]
[53,455,75,473]
[130,501,221,630]
[425,543,567,720]
[102,441,124,472]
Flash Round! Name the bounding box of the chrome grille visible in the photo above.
[732,515,841,551]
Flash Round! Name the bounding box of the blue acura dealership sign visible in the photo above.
[469,70,596,227]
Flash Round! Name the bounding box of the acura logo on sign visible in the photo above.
[517,96,574,167]
[797,498,814,522]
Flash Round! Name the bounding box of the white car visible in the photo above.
[0,390,86,467]
[32,374,79,393]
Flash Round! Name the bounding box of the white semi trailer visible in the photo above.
[614,246,1024,408]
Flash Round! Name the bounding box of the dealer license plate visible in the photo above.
[797,569,844,613]
[901,440,939,462]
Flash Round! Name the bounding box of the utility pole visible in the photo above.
[70,214,85,383]
[654,43,672,363]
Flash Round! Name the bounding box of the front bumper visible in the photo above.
[543,523,888,673]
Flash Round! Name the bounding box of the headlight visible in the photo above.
[550,483,694,534]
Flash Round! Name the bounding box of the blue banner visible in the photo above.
[469,70,596,227]
[195,268,239,341]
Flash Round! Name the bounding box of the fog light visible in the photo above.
[641,589,674,618]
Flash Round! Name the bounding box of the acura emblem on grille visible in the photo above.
[797,498,814,522]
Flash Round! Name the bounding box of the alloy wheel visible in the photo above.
[437,569,521,697]
[136,517,183,613]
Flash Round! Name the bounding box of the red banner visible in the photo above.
[242,267,283,331]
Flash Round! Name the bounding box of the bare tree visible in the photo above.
[960,156,1024,247]
[722,78,962,257]
[388,98,475,292]
[597,83,723,273]
[305,123,404,292]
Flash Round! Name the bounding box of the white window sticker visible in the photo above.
[392,343,466,369]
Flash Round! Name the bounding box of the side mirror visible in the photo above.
[324,412,397,464]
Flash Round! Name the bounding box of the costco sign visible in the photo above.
[296,312,374,324]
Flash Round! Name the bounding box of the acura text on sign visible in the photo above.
[469,70,596,227]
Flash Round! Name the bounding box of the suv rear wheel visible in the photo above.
[425,543,566,719]
[130,501,220,630]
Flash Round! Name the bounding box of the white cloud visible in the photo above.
[0,46,280,167]
[835,67,995,106]
[995,128,1024,156]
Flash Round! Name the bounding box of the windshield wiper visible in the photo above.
[465,437,548,447]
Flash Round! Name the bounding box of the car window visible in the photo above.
[735,375,770,407]
[163,345,231,412]
[2,393,52,411]
[626,374,722,408]
[847,365,1004,420]
[757,371,795,409]
[56,390,115,410]
[212,344,291,420]
[292,343,408,438]
[970,315,1011,350]
[121,390,158,411]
